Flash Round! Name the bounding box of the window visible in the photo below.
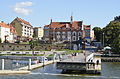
[73,33,76,36]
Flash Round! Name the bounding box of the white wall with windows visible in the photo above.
[21,23,33,38]
[0,27,10,43]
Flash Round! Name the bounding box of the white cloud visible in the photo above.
[13,1,33,15]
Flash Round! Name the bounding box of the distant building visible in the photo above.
[9,24,17,43]
[83,25,91,43]
[90,30,95,41]
[44,18,94,44]
[33,27,44,40]
[0,21,17,43]
[11,17,33,42]
[44,20,83,43]
[0,21,10,43]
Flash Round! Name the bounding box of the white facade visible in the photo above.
[34,27,44,40]
[0,26,10,43]
[90,30,95,41]
[9,32,17,43]
[0,22,17,43]
[21,23,33,38]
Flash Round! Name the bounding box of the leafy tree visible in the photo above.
[92,27,102,42]
[111,35,120,53]
[104,21,120,53]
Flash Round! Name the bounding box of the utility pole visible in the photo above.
[49,19,52,44]
[70,15,73,50]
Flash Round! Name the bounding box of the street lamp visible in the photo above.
[69,29,72,50]
[103,33,104,47]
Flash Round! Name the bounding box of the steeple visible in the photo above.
[50,19,52,24]
[70,12,73,24]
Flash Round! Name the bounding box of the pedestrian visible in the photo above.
[96,60,99,65]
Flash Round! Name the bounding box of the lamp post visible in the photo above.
[70,29,72,50]
[103,33,104,47]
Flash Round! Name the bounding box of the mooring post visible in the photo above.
[2,59,4,70]
[43,56,45,67]
[53,53,56,63]
[28,58,31,70]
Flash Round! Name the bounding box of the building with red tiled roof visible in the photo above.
[0,21,10,28]
[0,21,18,43]
[10,17,33,42]
[0,21,11,43]
[17,18,32,26]
[44,20,83,43]
[43,18,94,44]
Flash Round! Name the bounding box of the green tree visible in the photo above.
[92,27,102,42]
[111,35,120,53]
[104,21,120,53]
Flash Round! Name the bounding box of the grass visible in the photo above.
[48,54,54,57]
[20,42,29,44]
[56,49,83,55]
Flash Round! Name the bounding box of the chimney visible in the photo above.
[1,21,4,23]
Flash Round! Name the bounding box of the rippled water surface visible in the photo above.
[0,61,120,79]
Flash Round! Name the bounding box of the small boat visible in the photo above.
[37,56,48,63]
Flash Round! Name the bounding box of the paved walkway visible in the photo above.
[62,53,85,62]
[0,70,30,75]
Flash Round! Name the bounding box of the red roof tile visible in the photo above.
[17,17,32,26]
[46,21,82,30]
[0,22,10,28]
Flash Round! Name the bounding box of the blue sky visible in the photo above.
[0,0,120,28]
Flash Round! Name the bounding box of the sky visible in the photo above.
[0,0,120,28]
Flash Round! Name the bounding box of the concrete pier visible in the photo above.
[56,51,101,74]
[0,70,30,75]
[0,58,59,75]
[18,60,59,70]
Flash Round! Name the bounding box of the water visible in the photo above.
[0,61,120,79]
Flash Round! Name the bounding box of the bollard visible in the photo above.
[43,56,45,67]
[28,59,31,70]
[2,59,4,70]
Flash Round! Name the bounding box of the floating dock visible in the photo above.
[56,51,101,74]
